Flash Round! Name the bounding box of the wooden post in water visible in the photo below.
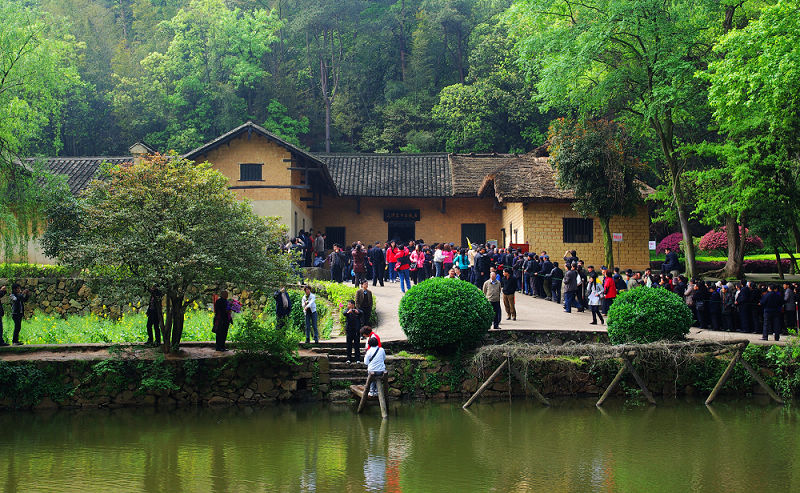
[739,358,784,405]
[375,376,389,419]
[596,361,627,407]
[357,373,374,413]
[509,364,550,406]
[462,359,508,409]
[622,354,656,405]
[705,342,746,405]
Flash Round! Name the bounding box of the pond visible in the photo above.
[0,398,797,492]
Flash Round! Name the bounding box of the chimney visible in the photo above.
[128,142,155,165]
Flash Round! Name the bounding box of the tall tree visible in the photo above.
[47,154,295,353]
[704,0,800,257]
[510,0,737,277]
[0,1,81,257]
[548,118,643,270]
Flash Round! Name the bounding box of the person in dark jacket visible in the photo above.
[475,247,491,289]
[9,283,30,345]
[750,281,763,334]
[563,263,583,313]
[328,244,346,283]
[351,244,368,286]
[549,262,563,304]
[0,285,7,346]
[735,282,751,333]
[540,256,553,300]
[343,300,363,363]
[760,284,784,341]
[274,287,293,332]
[501,269,517,321]
[721,283,736,332]
[784,282,797,333]
[662,247,680,275]
[213,290,231,351]
[146,286,163,346]
[708,283,722,331]
[368,242,385,287]
[692,281,709,329]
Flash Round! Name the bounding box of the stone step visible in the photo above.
[330,368,368,378]
[328,389,354,402]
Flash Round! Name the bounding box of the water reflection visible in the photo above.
[0,398,798,492]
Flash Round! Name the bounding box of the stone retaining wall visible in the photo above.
[0,353,330,411]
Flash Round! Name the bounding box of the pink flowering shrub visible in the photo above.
[656,232,683,254]
[698,227,763,253]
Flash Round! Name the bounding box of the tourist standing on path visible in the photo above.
[9,283,29,345]
[549,262,563,305]
[760,284,783,341]
[328,244,346,283]
[587,273,604,325]
[721,283,736,331]
[386,241,398,283]
[442,244,455,275]
[344,300,363,363]
[501,269,517,321]
[601,268,617,315]
[662,247,680,277]
[455,248,470,282]
[302,286,319,344]
[483,271,502,330]
[410,244,425,284]
[146,286,163,347]
[433,244,444,277]
[352,243,368,286]
[364,336,386,397]
[213,290,231,352]
[540,255,553,300]
[356,281,373,325]
[0,285,7,346]
[314,232,325,260]
[395,245,412,293]
[735,282,751,333]
[369,242,385,287]
[784,282,797,332]
[563,263,583,313]
[475,247,491,289]
[274,287,293,332]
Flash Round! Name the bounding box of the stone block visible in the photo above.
[208,396,232,406]
[280,379,297,391]
[256,378,274,393]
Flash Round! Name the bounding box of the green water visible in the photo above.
[1,398,798,492]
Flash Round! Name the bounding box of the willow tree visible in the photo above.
[47,154,295,352]
[0,2,81,257]
[548,118,642,270]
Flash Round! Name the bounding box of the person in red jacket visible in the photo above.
[395,245,412,293]
[386,240,398,283]
[602,267,617,315]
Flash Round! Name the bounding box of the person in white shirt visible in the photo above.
[301,286,318,344]
[364,336,386,397]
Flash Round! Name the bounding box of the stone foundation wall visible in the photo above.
[0,354,330,411]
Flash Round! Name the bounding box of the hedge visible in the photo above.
[0,263,71,279]
[607,288,692,344]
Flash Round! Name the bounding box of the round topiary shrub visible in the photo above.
[606,288,692,344]
[398,277,494,353]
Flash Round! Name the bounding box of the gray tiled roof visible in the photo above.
[314,153,452,197]
[26,157,132,194]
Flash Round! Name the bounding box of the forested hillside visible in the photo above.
[20,0,548,155]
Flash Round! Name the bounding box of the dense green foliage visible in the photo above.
[398,277,493,353]
[229,311,301,365]
[607,288,693,344]
[0,263,71,279]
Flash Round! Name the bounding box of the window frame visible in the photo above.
[562,218,594,243]
[239,163,264,182]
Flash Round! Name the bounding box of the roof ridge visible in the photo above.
[26,156,132,160]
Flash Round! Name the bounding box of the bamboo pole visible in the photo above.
[357,373,374,413]
[462,359,508,409]
[509,364,550,406]
[376,377,389,419]
[739,359,785,405]
[705,342,747,405]
[596,361,626,407]
[621,355,656,405]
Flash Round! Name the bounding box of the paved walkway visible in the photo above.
[338,281,791,346]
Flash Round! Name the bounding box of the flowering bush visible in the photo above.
[656,232,683,254]
[698,227,763,253]
[650,259,795,274]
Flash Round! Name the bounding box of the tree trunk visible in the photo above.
[599,216,614,271]
[169,294,185,352]
[673,178,696,278]
[721,216,744,279]
[324,97,331,152]
[791,218,800,254]
[162,296,173,354]
[774,246,785,280]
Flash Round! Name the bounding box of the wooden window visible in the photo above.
[239,163,263,181]
[563,218,593,243]
[325,227,346,249]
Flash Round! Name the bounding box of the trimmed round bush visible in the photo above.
[398,277,493,353]
[698,226,763,252]
[656,232,683,254]
[607,288,692,344]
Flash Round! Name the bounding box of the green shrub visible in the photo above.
[229,311,301,364]
[398,277,493,353]
[0,263,70,279]
[607,288,692,344]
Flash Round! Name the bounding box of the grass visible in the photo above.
[2,298,339,345]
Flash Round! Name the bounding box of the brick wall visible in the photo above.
[522,203,650,270]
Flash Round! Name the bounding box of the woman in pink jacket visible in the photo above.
[410,244,426,284]
[385,240,398,283]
